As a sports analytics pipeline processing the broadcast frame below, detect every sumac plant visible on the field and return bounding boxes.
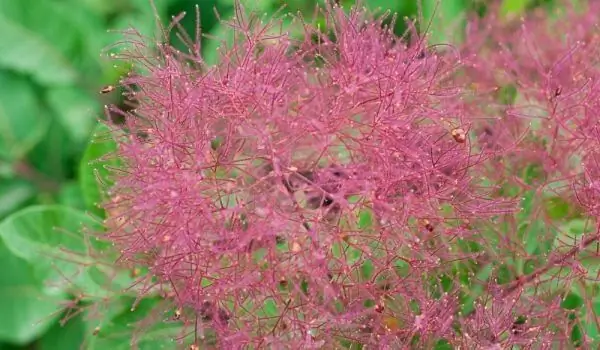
[80,1,600,348]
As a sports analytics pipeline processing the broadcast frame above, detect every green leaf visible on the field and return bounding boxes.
[364,0,400,11]
[86,297,190,350]
[79,123,120,217]
[421,0,466,45]
[0,205,101,295]
[561,291,584,310]
[358,209,373,230]
[500,0,535,18]
[202,12,236,67]
[0,239,65,344]
[498,84,518,105]
[46,87,99,143]
[262,298,279,317]
[0,179,35,218]
[26,115,79,183]
[0,0,109,85]
[77,265,141,300]
[544,196,570,220]
[58,182,87,210]
[360,259,374,279]
[0,13,76,85]
[0,71,50,161]
[571,323,584,347]
[563,219,595,236]
[583,298,600,345]
[460,263,493,315]
[433,339,453,350]
[39,313,86,350]
[554,218,595,250]
[238,0,273,12]
[105,0,172,53]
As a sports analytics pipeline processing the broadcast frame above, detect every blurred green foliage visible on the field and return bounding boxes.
[0,0,574,349]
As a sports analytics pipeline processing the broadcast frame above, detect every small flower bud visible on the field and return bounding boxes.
[451,128,467,143]
[99,85,115,94]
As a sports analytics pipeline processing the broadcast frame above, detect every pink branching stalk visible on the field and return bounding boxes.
[455,1,600,349]
[89,0,600,348]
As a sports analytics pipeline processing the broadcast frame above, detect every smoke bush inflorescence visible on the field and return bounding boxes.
[93,1,600,348]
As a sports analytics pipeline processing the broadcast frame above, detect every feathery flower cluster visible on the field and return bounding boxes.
[92,1,600,348]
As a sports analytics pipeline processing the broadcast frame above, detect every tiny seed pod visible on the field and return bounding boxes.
[291,241,302,252]
[463,219,472,229]
[511,316,527,335]
[162,290,176,299]
[279,277,288,288]
[173,308,182,320]
[377,281,392,291]
[100,85,115,94]
[554,86,562,97]
[422,219,434,232]
[451,128,467,143]
[198,301,230,324]
[189,345,199,350]
[130,267,141,278]
[374,304,384,313]
[382,316,400,331]
[306,192,334,209]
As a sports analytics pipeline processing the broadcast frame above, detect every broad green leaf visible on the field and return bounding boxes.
[0,205,101,294]
[77,0,139,16]
[26,116,76,182]
[360,259,374,279]
[364,0,400,11]
[498,84,518,105]
[105,0,172,52]
[0,239,65,344]
[0,179,35,218]
[39,313,86,350]
[554,218,595,250]
[86,297,190,350]
[79,123,120,217]
[358,209,373,230]
[544,196,570,220]
[46,87,99,143]
[563,218,595,236]
[500,0,535,18]
[58,182,87,210]
[0,71,50,161]
[571,323,584,347]
[520,220,546,255]
[433,339,453,350]
[238,0,273,12]
[203,15,236,67]
[561,291,584,310]
[0,0,108,84]
[421,0,466,45]
[76,265,142,300]
[262,298,279,317]
[0,13,76,85]
[583,298,600,345]
[460,263,493,315]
